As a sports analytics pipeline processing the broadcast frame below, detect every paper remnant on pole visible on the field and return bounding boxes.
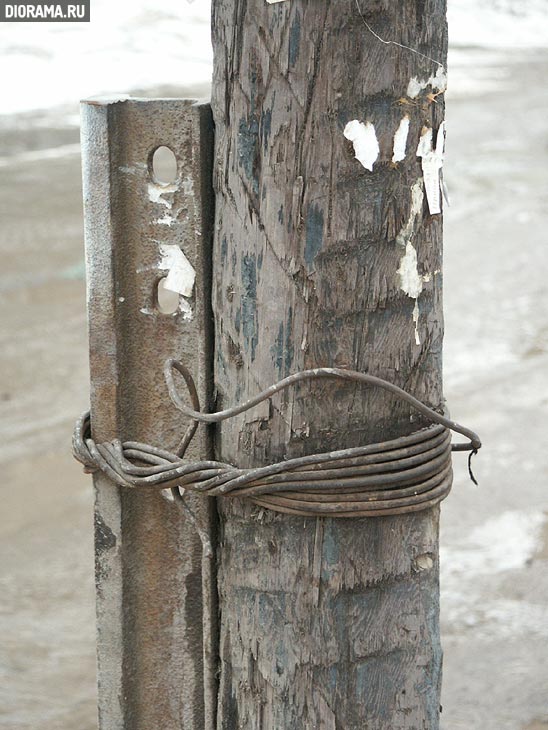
[416,122,446,215]
[344,120,379,172]
[159,243,196,297]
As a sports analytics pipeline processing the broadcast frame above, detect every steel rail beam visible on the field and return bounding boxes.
[80,97,216,730]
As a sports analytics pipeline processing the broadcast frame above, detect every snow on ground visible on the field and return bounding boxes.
[0,0,212,116]
[449,0,548,48]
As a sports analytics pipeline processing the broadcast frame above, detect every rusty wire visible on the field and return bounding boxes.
[73,359,481,521]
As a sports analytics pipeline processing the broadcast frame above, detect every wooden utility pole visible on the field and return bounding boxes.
[211,1,447,727]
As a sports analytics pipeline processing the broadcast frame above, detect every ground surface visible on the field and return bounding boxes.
[0,50,547,729]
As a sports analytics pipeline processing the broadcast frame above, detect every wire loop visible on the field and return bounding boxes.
[73,360,481,518]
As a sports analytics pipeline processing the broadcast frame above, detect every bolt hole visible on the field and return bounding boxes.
[151,145,178,185]
[157,277,179,314]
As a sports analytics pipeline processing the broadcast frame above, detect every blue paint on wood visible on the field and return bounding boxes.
[272,321,285,373]
[422,573,442,724]
[241,254,258,361]
[321,521,340,576]
[285,306,293,373]
[261,107,272,153]
[304,204,324,270]
[355,654,403,721]
[238,116,260,197]
[231,248,237,277]
[328,665,338,693]
[289,11,301,68]
[221,235,228,264]
[271,307,293,375]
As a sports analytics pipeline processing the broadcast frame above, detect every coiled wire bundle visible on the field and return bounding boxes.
[73,360,481,519]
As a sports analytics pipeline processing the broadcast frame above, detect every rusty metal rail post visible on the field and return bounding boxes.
[80,98,217,730]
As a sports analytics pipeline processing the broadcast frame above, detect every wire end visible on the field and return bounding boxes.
[468,448,479,486]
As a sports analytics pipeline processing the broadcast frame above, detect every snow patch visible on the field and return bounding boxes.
[449,0,548,49]
[0,0,213,116]
[442,511,545,580]
[0,143,80,169]
[441,511,548,639]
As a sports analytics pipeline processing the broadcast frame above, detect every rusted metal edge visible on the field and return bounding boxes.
[80,97,217,730]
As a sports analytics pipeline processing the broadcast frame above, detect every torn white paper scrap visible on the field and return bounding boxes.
[412,300,421,345]
[159,243,196,297]
[416,127,433,158]
[178,297,193,321]
[266,0,289,3]
[344,120,379,172]
[392,115,410,163]
[416,122,446,215]
[406,66,447,99]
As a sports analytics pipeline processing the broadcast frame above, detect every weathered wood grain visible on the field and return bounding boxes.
[211,1,447,727]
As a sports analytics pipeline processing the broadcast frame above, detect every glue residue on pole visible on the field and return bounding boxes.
[148,182,176,209]
[396,179,428,346]
[397,241,423,300]
[155,213,176,226]
[406,66,447,99]
[397,242,423,346]
[392,116,410,163]
[343,120,379,172]
[396,179,424,248]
